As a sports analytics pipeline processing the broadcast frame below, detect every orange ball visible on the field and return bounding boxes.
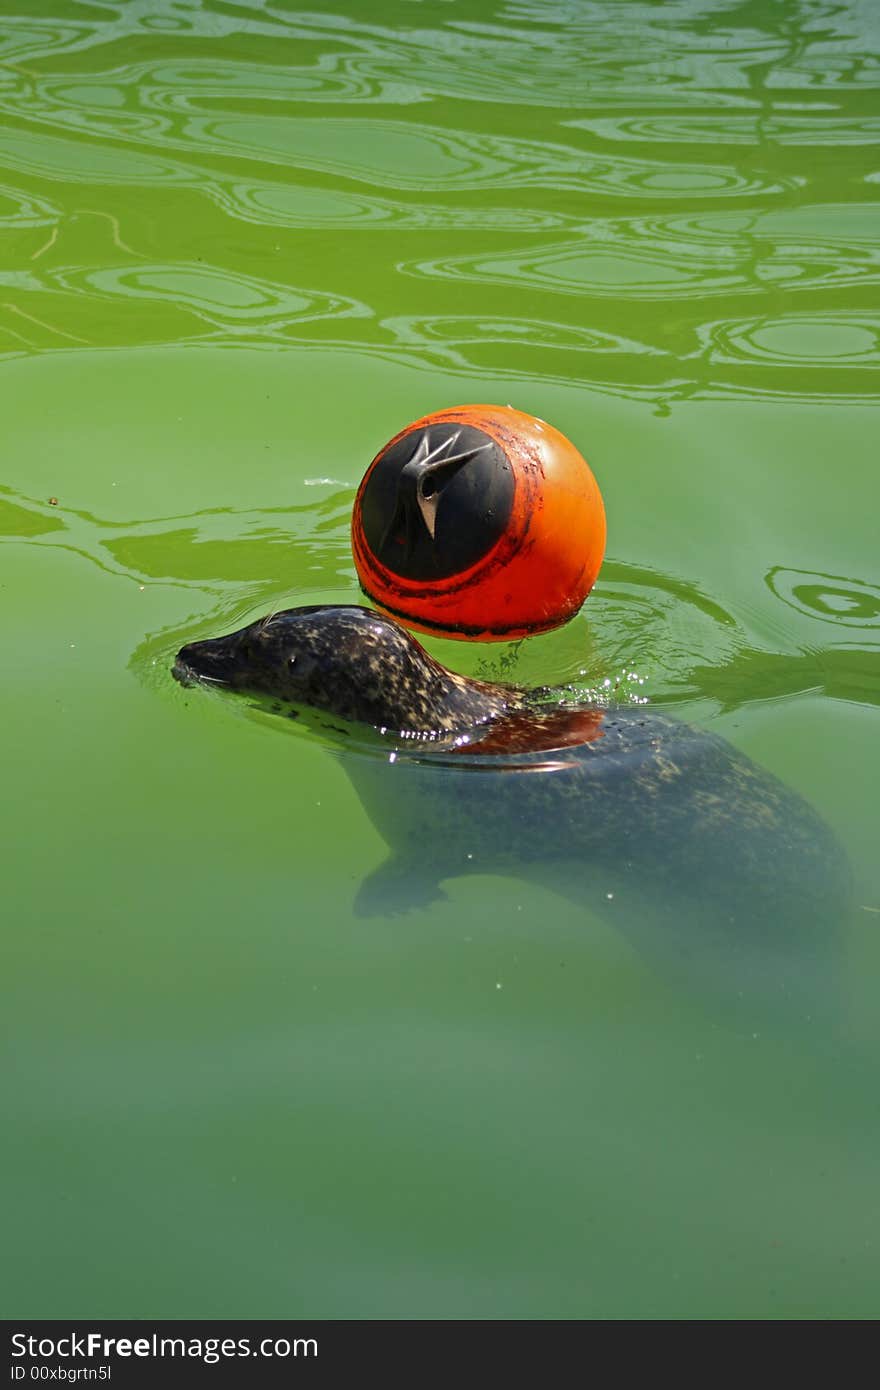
[351,404,606,640]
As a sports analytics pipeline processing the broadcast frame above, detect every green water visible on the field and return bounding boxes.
[3,0,879,1320]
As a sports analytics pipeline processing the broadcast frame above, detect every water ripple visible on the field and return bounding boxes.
[0,482,355,596]
[381,313,657,361]
[0,124,191,186]
[0,119,568,235]
[3,0,879,105]
[767,568,880,628]
[213,180,563,231]
[0,81,801,201]
[0,2,876,412]
[566,113,880,147]
[0,257,369,352]
[0,181,58,227]
[402,206,880,302]
[58,262,368,330]
[4,471,877,720]
[701,312,879,369]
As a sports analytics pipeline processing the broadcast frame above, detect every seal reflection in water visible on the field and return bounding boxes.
[174,606,849,1016]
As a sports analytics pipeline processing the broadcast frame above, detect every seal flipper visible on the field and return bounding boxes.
[354,853,449,919]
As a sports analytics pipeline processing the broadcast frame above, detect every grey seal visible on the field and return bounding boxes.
[174,604,849,1015]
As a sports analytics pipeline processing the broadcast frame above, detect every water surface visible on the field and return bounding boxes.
[2,0,879,1318]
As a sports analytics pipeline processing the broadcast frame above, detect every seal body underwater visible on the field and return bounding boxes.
[174,605,850,1014]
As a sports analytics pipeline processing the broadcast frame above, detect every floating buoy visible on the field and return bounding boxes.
[351,404,606,640]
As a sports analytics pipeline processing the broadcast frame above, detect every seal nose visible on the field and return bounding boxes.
[173,634,238,686]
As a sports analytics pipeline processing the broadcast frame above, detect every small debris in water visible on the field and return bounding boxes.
[48,497,58,505]
[495,982,503,990]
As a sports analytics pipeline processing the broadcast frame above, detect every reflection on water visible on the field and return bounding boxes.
[1,0,878,407]
[404,208,880,301]
[568,114,880,145]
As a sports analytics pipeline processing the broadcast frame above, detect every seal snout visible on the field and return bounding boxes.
[173,634,241,687]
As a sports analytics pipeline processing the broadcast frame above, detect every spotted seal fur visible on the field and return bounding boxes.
[175,604,521,736]
[174,604,849,1015]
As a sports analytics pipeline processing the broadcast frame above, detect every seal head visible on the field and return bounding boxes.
[174,604,520,736]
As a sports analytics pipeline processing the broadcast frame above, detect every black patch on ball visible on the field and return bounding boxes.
[359,422,514,580]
